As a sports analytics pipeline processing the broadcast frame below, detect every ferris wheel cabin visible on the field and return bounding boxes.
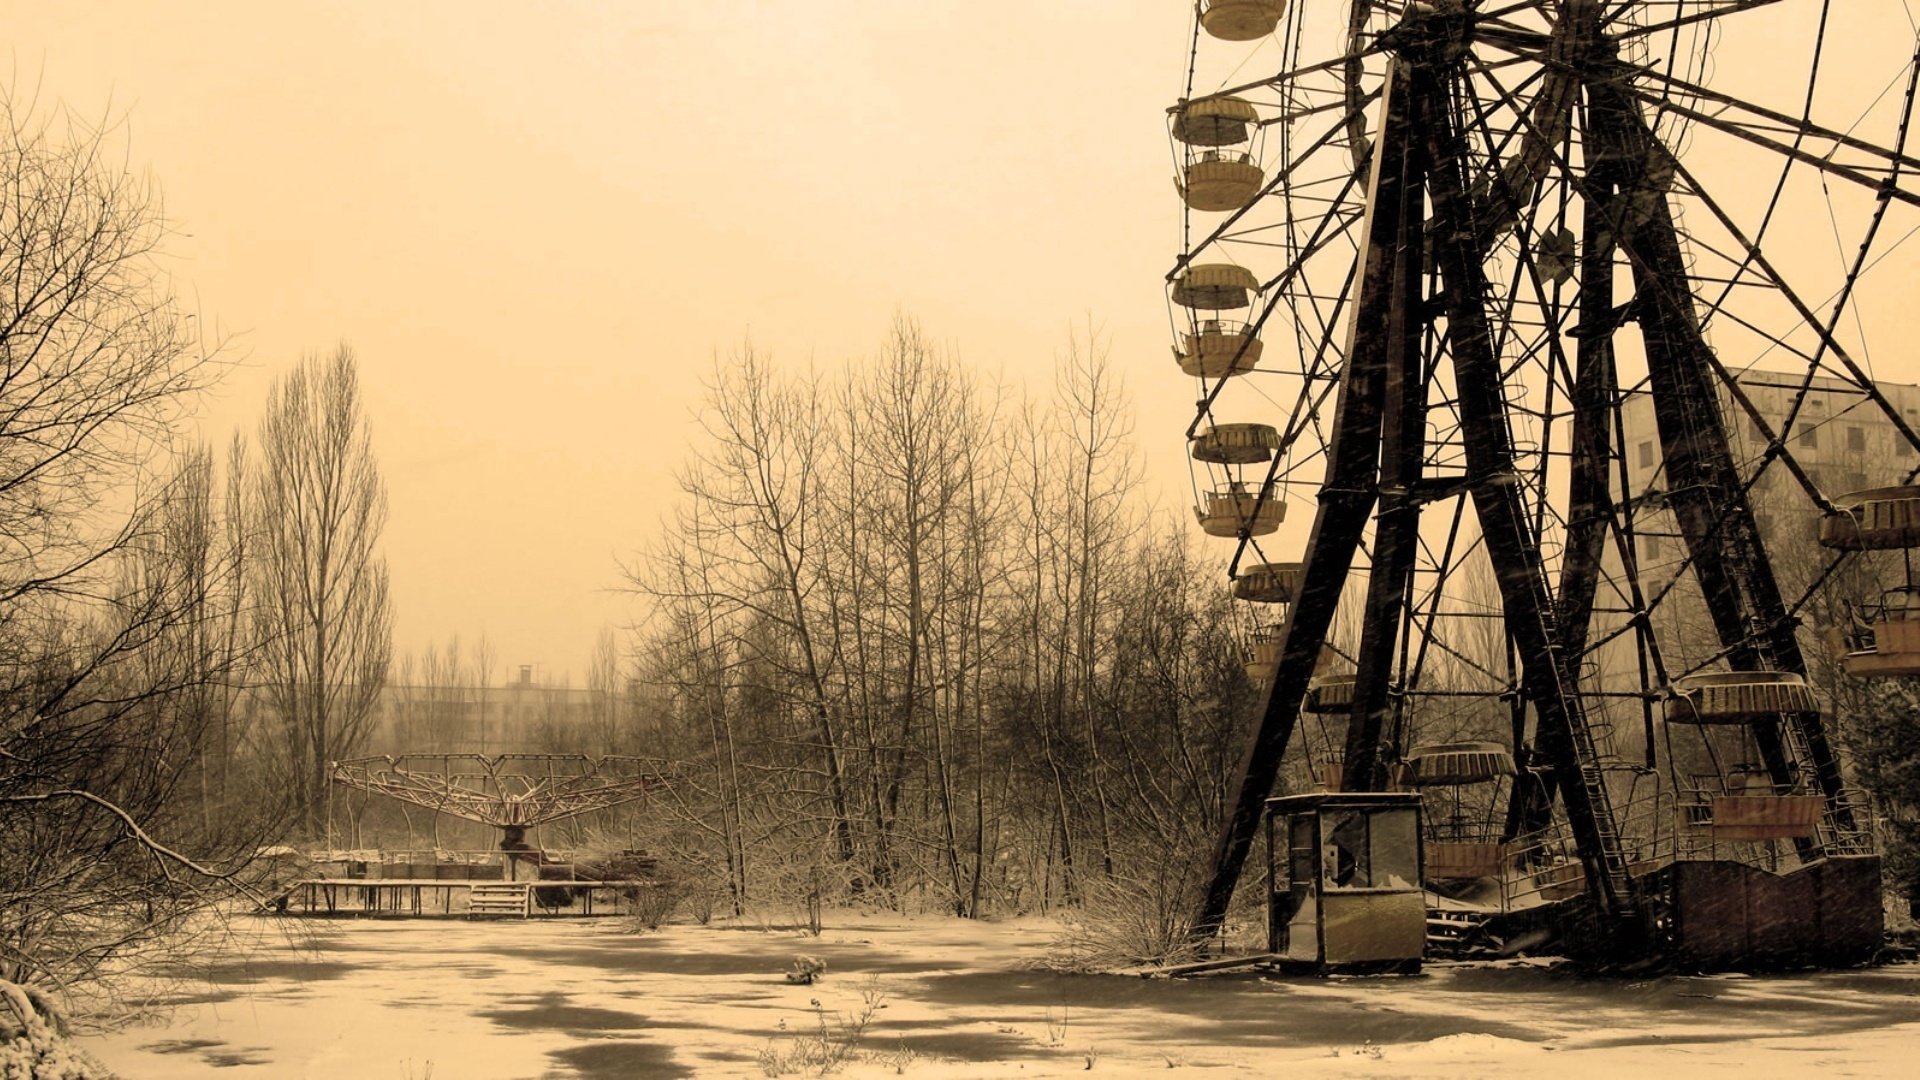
[1821,486,1920,676]
[1198,1,1288,43]
[1171,264,1264,378]
[1174,96,1266,212]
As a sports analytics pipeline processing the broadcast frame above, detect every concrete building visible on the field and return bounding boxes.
[1622,370,1920,570]
[367,664,626,756]
[1616,369,1920,667]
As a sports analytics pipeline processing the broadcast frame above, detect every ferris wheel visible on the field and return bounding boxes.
[1169,1,1920,956]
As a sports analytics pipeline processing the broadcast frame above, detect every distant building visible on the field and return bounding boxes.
[1622,370,1920,567]
[1618,369,1920,655]
[367,664,627,755]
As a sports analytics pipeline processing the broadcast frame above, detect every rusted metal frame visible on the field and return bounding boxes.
[1224,378,1350,582]
[1720,34,1920,481]
[1260,93,1392,128]
[1637,108,1913,838]
[1599,322,1675,776]
[1343,106,1433,792]
[1452,35,1597,841]
[356,775,648,826]
[1696,303,1832,374]
[1463,1,1600,251]
[1482,3,1875,397]
[339,776,509,823]
[1658,163,1920,491]
[332,760,660,828]
[1622,90,1920,210]
[1345,0,1376,183]
[1396,494,1477,751]
[1584,79,1813,820]
[1464,45,1841,571]
[1589,531,1664,691]
[1269,220,1365,331]
[1409,517,1525,693]
[1224,260,1360,570]
[1686,0,1836,328]
[1182,41,1395,110]
[1191,60,1414,940]
[1558,87,1628,667]
[1239,169,1366,195]
[1506,100,1628,841]
[1469,121,1579,557]
[1224,231,1358,249]
[1612,35,1914,175]
[1661,227,1796,311]
[1423,622,1526,685]
[1227,244,1370,558]
[1479,16,1916,370]
[1605,0,1787,39]
[1422,67,1636,921]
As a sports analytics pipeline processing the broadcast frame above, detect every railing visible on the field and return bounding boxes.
[299,847,651,882]
[1189,148,1256,166]
[1486,783,1678,912]
[1820,789,1879,856]
[1467,778,1877,913]
[1188,317,1254,338]
[1494,825,1589,912]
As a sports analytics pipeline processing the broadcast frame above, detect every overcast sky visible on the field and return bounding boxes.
[9,1,1204,680]
[10,1,1917,682]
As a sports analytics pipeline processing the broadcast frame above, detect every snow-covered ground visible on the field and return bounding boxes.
[77,913,1920,1078]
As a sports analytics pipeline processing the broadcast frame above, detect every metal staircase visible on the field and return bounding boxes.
[1549,638,1637,913]
[1781,717,1873,857]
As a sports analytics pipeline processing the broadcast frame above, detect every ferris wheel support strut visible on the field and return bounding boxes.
[1340,60,1434,796]
[1419,68,1639,928]
[1189,60,1419,942]
[1586,71,1857,848]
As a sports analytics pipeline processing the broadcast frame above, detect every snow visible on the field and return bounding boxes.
[75,913,1920,1078]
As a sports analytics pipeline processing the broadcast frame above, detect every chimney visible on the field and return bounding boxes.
[518,664,533,687]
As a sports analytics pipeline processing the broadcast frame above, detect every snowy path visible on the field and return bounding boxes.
[78,914,1920,1078]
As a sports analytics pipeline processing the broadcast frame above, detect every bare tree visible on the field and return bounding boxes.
[0,92,267,1005]
[250,345,392,837]
[653,344,858,869]
[474,632,495,754]
[585,624,623,754]
[151,440,254,833]
[1055,322,1137,879]
[618,314,1253,927]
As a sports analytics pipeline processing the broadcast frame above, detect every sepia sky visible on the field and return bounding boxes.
[8,0,1201,680]
[9,1,1918,681]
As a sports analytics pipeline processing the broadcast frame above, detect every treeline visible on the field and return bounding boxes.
[1,97,390,990]
[624,319,1255,918]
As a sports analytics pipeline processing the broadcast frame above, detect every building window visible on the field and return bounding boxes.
[1798,427,1818,450]
[1637,441,1655,469]
[1847,426,1867,452]
[1640,535,1662,562]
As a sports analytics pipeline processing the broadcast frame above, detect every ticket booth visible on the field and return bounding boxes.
[1265,792,1426,974]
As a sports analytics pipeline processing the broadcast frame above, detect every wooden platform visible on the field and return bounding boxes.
[267,878,656,918]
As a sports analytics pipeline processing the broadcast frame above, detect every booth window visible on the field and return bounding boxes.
[1323,810,1372,888]
[1369,809,1419,888]
[1322,807,1418,890]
